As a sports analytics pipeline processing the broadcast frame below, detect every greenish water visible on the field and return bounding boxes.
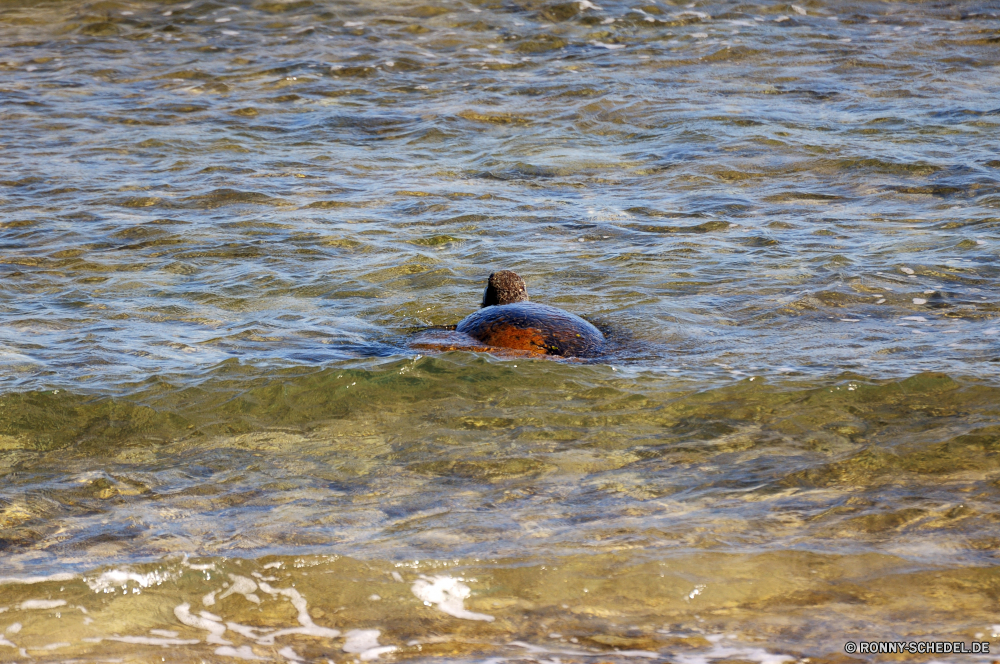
[3,363,1000,661]
[1,0,999,661]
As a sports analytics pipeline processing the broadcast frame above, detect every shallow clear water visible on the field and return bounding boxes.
[1,0,999,661]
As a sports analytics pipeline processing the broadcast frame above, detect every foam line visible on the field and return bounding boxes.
[279,645,303,661]
[86,569,170,592]
[344,629,398,660]
[17,600,67,610]
[218,575,261,604]
[174,603,230,645]
[103,635,200,646]
[215,645,265,660]
[254,583,340,645]
[226,623,266,639]
[510,641,593,656]
[0,573,76,585]
[411,575,495,622]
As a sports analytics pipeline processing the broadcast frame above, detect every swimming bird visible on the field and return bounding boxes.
[413,271,604,358]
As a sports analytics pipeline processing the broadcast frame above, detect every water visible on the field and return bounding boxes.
[1,0,999,661]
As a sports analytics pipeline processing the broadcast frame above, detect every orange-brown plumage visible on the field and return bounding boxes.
[412,271,605,358]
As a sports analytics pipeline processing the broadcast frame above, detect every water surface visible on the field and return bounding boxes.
[1,0,999,661]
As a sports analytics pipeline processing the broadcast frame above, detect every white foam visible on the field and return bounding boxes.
[226,622,268,639]
[913,298,927,305]
[411,575,495,622]
[174,603,230,645]
[344,21,364,27]
[218,575,261,604]
[578,0,601,10]
[344,629,398,660]
[673,638,794,664]
[592,41,626,49]
[902,316,928,322]
[900,267,915,274]
[279,645,303,661]
[32,642,71,650]
[0,624,18,649]
[86,569,170,592]
[103,635,200,646]
[215,645,265,659]
[17,600,66,610]
[254,582,340,645]
[178,581,340,649]
[511,640,592,656]
[149,629,179,638]
[791,4,807,14]
[0,573,76,585]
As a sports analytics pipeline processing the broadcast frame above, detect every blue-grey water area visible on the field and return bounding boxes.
[1,0,999,661]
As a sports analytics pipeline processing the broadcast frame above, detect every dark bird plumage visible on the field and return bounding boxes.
[456,271,604,357]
